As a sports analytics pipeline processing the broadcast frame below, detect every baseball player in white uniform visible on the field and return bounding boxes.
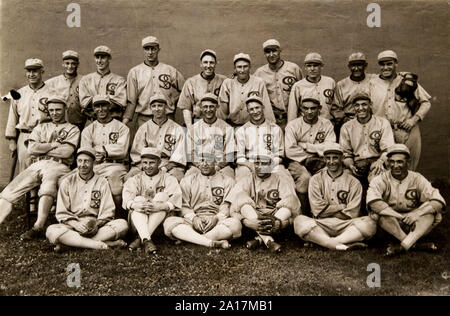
[79,46,127,120]
[228,152,300,253]
[5,58,53,174]
[333,52,376,139]
[179,49,227,129]
[45,50,86,131]
[339,92,395,188]
[254,39,303,129]
[122,147,182,254]
[367,144,446,256]
[186,93,235,179]
[127,94,186,182]
[294,143,376,250]
[163,152,241,249]
[369,50,432,170]
[124,36,185,131]
[218,53,275,127]
[285,97,336,215]
[287,53,336,122]
[46,147,129,251]
[80,95,130,215]
[0,97,79,239]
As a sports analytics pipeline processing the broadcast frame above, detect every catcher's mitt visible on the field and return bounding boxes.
[395,73,420,115]
[257,214,282,235]
[393,127,410,144]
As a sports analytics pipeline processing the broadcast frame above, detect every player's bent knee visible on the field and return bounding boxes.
[353,216,377,239]
[46,224,71,244]
[163,216,185,239]
[293,215,317,238]
[105,219,129,239]
[221,217,242,239]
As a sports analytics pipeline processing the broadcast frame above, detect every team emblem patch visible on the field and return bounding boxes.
[106,83,117,95]
[212,187,224,205]
[164,134,176,151]
[247,91,260,97]
[214,87,221,96]
[39,97,49,114]
[405,189,419,208]
[56,129,69,143]
[159,74,172,90]
[370,130,382,152]
[323,89,334,105]
[337,190,349,204]
[282,76,296,92]
[213,134,224,150]
[90,190,101,209]
[109,132,119,144]
[315,131,325,143]
[263,134,273,150]
[266,189,280,207]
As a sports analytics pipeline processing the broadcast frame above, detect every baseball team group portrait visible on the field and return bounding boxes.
[0,0,448,297]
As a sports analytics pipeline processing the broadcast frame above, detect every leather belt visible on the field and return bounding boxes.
[33,156,66,165]
[19,129,31,133]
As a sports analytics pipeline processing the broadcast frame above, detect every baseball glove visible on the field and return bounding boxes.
[393,127,410,144]
[257,214,282,235]
[395,72,420,115]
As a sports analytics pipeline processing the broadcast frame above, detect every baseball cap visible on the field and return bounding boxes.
[387,144,410,158]
[149,94,168,105]
[94,45,111,56]
[263,39,281,50]
[233,53,251,64]
[323,143,344,156]
[378,50,398,62]
[304,52,323,65]
[200,93,218,104]
[24,58,44,69]
[142,36,160,48]
[77,146,96,160]
[245,95,263,106]
[62,50,79,60]
[348,52,366,64]
[92,95,110,106]
[200,49,217,61]
[351,91,371,104]
[141,147,161,159]
[46,96,67,106]
[301,97,320,105]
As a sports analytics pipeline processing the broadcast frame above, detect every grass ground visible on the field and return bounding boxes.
[0,180,449,296]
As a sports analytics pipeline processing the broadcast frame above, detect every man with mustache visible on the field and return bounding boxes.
[333,52,375,139]
[179,49,227,130]
[367,144,445,256]
[0,97,79,240]
[369,50,432,170]
[127,94,186,182]
[124,36,185,132]
[46,147,128,251]
[186,93,235,179]
[218,53,275,127]
[285,96,336,215]
[46,50,87,131]
[294,143,376,250]
[287,53,336,123]
[5,58,53,174]
[123,147,182,254]
[80,95,130,216]
[79,46,127,120]
[339,92,395,190]
[163,152,241,249]
[254,39,303,130]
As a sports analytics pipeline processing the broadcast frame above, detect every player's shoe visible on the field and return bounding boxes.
[245,238,262,250]
[20,227,44,241]
[267,240,282,253]
[128,237,142,251]
[344,242,368,251]
[385,244,405,257]
[143,239,157,254]
[412,242,438,252]
[105,239,127,249]
[211,240,231,249]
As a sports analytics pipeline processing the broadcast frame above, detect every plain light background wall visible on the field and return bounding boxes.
[0,0,448,185]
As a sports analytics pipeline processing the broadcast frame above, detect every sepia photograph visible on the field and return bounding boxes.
[0,0,448,299]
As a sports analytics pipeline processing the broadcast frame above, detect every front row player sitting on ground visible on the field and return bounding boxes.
[0,97,80,240]
[164,152,241,249]
[46,147,129,251]
[122,148,182,254]
[367,144,446,256]
[293,143,376,250]
[230,152,300,253]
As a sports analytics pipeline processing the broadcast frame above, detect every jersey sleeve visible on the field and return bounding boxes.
[5,99,19,139]
[287,84,300,122]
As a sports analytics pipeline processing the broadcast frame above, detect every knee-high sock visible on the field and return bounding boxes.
[205,224,233,241]
[172,224,213,247]
[0,199,13,225]
[333,225,365,244]
[401,214,435,250]
[378,216,407,242]
[58,230,107,249]
[146,211,166,239]
[34,195,53,229]
[304,226,340,249]
[92,225,117,242]
[131,212,151,241]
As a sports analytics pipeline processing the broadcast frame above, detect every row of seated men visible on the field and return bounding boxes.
[0,90,445,256]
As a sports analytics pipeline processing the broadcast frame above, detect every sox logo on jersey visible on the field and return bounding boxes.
[90,190,101,209]
[405,189,419,208]
[212,187,224,205]
[282,76,297,92]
